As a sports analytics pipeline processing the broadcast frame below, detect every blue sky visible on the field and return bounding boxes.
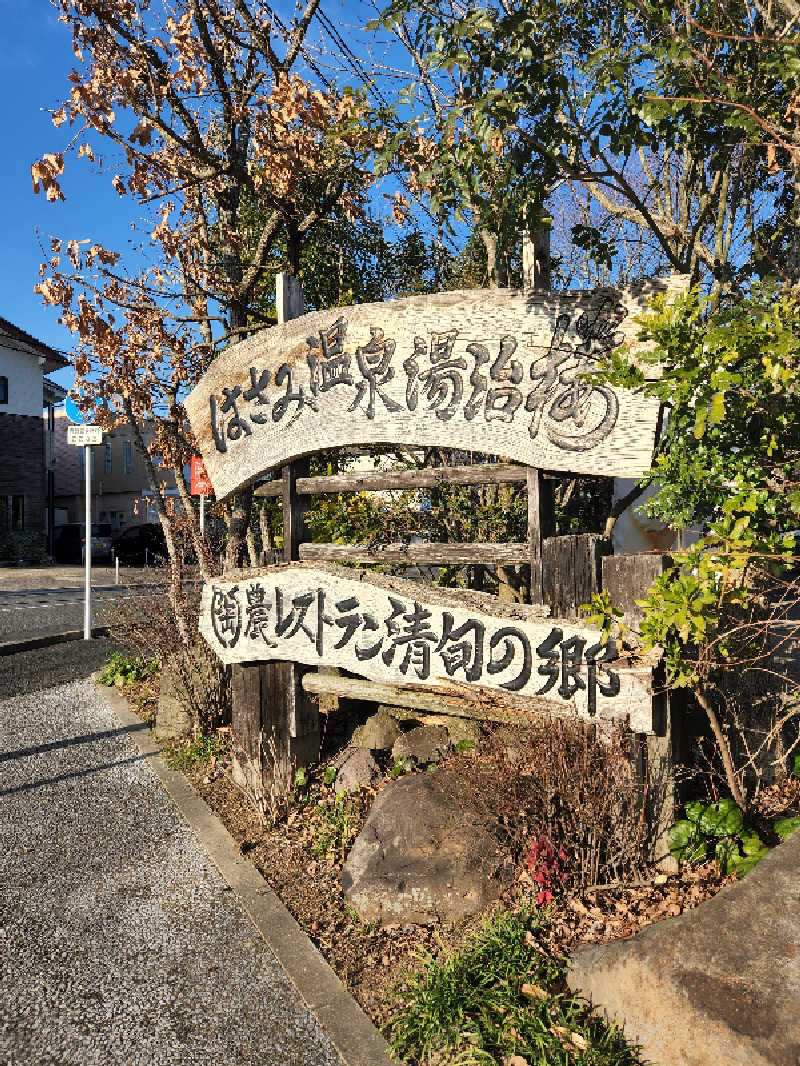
[1,0,388,394]
[0,0,132,389]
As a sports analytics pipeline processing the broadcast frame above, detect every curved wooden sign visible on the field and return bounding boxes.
[199,564,655,732]
[186,280,682,499]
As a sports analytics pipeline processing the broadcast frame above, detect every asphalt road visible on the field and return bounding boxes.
[0,587,139,643]
[0,638,122,701]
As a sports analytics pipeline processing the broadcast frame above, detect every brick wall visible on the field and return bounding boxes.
[0,413,45,533]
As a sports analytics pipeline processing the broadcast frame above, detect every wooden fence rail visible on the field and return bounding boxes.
[253,461,531,498]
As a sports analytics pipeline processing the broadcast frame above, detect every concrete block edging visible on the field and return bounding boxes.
[97,680,396,1066]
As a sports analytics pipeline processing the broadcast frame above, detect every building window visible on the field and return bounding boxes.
[11,496,24,531]
[123,440,132,474]
[104,442,112,475]
[0,376,7,404]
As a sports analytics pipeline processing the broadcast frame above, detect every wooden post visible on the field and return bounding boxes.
[522,226,551,291]
[602,552,680,869]
[279,455,321,764]
[231,273,319,796]
[527,468,555,605]
[276,271,304,324]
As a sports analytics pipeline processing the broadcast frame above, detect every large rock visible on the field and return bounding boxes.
[153,659,193,741]
[567,826,800,1066]
[350,711,400,752]
[391,724,451,767]
[342,769,509,925]
[334,748,379,794]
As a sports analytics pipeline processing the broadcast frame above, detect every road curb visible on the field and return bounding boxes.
[0,583,163,596]
[97,681,397,1066]
[0,627,110,656]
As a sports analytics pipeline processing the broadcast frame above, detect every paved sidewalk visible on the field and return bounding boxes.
[0,679,342,1066]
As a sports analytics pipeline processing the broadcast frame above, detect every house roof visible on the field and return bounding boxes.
[0,316,69,375]
[44,379,68,405]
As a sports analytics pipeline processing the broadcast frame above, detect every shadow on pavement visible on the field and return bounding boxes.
[0,721,149,765]
[0,751,151,798]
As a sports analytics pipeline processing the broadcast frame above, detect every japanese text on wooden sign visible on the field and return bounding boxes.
[199,566,653,731]
[186,280,684,499]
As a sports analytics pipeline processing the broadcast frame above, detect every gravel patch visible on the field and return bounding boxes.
[0,678,342,1066]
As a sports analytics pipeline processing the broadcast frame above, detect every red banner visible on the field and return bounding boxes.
[190,455,213,496]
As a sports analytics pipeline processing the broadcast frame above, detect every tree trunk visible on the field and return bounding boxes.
[122,398,188,644]
[225,485,254,571]
[696,686,747,811]
[480,228,500,288]
[286,218,301,276]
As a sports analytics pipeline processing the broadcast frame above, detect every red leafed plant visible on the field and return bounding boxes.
[524,835,569,904]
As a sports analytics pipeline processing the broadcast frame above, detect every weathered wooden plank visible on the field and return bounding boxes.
[298,541,528,565]
[542,534,610,618]
[254,480,283,498]
[186,279,688,499]
[199,562,656,731]
[302,671,552,725]
[254,463,529,497]
[575,535,613,610]
[304,462,529,494]
[602,552,672,627]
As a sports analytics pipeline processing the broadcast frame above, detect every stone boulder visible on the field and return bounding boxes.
[333,748,379,794]
[342,769,509,925]
[391,724,451,767]
[350,711,400,752]
[428,715,482,746]
[567,825,800,1066]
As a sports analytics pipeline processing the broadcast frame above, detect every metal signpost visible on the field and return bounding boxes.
[67,424,103,639]
[190,455,213,535]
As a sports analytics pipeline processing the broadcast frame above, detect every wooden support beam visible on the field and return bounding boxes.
[282,459,310,563]
[301,672,577,726]
[299,541,528,565]
[253,480,283,498]
[527,468,555,605]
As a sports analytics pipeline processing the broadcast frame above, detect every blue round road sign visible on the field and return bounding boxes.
[65,395,84,424]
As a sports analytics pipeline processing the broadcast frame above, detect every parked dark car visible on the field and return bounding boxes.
[53,523,113,564]
[111,523,167,566]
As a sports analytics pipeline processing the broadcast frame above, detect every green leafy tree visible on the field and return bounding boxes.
[595,284,800,808]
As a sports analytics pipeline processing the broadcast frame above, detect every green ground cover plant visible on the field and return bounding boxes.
[668,796,800,877]
[387,905,640,1065]
[164,731,229,773]
[98,651,160,688]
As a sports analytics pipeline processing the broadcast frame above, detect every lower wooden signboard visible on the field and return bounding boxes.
[199,563,657,733]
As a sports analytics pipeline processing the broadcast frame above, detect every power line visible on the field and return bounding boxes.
[262,2,333,89]
[315,6,389,107]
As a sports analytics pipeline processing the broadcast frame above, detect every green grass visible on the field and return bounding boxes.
[387,906,641,1065]
[164,731,228,772]
[308,792,360,861]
